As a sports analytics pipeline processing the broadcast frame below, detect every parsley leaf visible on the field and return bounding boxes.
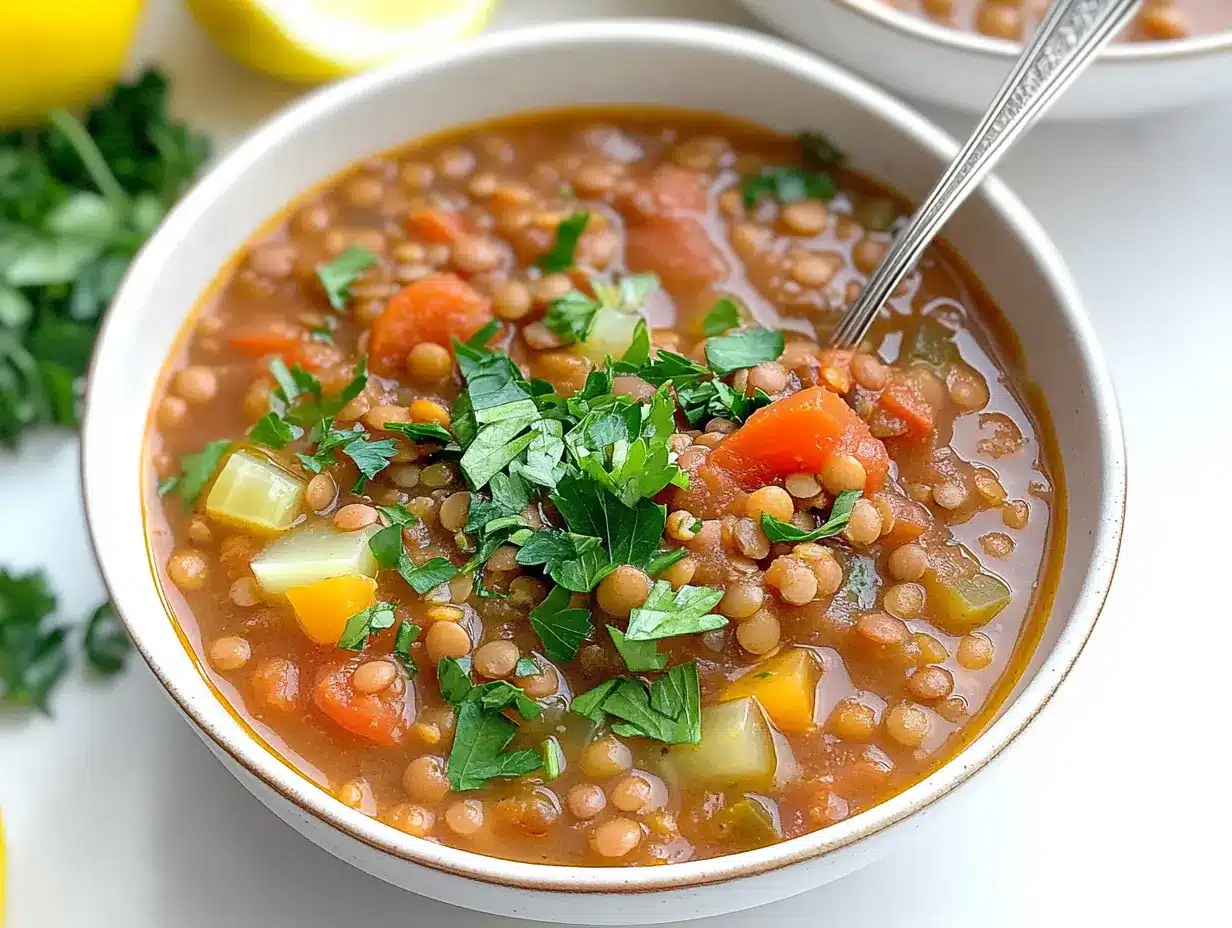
[337,602,396,651]
[542,736,566,780]
[465,319,502,351]
[535,211,589,272]
[702,297,742,337]
[761,489,861,542]
[316,244,377,310]
[624,582,726,641]
[798,129,846,170]
[515,530,606,593]
[391,619,420,675]
[247,411,302,449]
[608,625,667,673]
[741,166,837,209]
[621,318,651,367]
[447,700,543,790]
[0,568,68,710]
[704,329,785,375]
[383,421,454,444]
[550,473,665,572]
[160,439,231,505]
[283,358,368,428]
[340,433,397,479]
[543,290,601,344]
[437,657,474,706]
[571,679,621,723]
[402,557,459,595]
[83,602,129,675]
[376,503,418,527]
[575,663,702,745]
[645,548,688,575]
[460,410,540,489]
[528,584,592,664]
[468,679,543,720]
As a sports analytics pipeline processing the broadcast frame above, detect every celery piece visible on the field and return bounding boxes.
[712,797,783,850]
[204,449,304,534]
[922,569,1011,634]
[251,523,380,596]
[573,306,641,363]
[904,318,959,373]
[664,697,777,791]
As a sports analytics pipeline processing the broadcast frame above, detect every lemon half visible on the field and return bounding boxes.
[187,0,497,83]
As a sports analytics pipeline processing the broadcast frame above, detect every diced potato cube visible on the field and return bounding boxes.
[205,449,304,535]
[720,648,821,733]
[664,697,777,791]
[251,524,380,596]
[285,575,379,645]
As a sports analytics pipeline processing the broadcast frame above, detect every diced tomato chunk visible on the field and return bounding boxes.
[369,273,493,374]
[878,375,935,442]
[625,216,729,296]
[706,386,889,493]
[645,164,709,212]
[404,207,465,244]
[312,660,413,746]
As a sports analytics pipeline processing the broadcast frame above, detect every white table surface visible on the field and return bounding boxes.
[3,1,1229,925]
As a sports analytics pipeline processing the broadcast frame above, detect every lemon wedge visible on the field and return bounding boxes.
[0,0,144,126]
[186,0,498,83]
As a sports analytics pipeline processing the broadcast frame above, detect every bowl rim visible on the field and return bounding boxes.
[82,18,1126,895]
[819,0,1232,62]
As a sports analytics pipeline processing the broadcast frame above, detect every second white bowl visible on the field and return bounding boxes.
[740,0,1232,119]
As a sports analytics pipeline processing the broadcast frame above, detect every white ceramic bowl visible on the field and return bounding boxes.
[739,0,1232,119]
[82,20,1125,925]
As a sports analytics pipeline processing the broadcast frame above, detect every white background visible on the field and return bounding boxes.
[2,1,1229,925]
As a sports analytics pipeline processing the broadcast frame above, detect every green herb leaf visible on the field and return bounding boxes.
[0,569,69,710]
[543,290,601,344]
[163,439,231,505]
[376,503,418,527]
[702,297,742,337]
[337,602,396,651]
[515,530,606,593]
[383,421,454,444]
[624,582,726,641]
[621,318,651,367]
[761,489,861,542]
[608,625,667,673]
[602,663,701,744]
[469,679,543,720]
[542,736,566,780]
[392,620,421,675]
[741,166,837,209]
[528,584,592,664]
[268,357,320,407]
[340,433,398,479]
[704,329,785,375]
[316,244,377,311]
[447,700,542,790]
[284,358,368,428]
[403,557,459,595]
[82,602,129,675]
[550,474,665,572]
[465,319,502,351]
[798,130,846,170]
[437,656,474,706]
[570,679,621,723]
[645,548,688,575]
[535,211,589,272]
[460,412,540,490]
[247,411,302,449]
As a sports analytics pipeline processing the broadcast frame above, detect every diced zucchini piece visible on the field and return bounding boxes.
[251,523,380,596]
[573,306,640,363]
[711,796,783,850]
[922,568,1011,634]
[720,648,821,733]
[664,697,778,791]
[205,449,304,534]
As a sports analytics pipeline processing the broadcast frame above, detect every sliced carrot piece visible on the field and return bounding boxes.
[227,319,337,370]
[878,375,935,442]
[313,660,412,746]
[706,386,889,492]
[625,216,729,296]
[404,207,465,245]
[369,273,493,374]
[285,575,378,646]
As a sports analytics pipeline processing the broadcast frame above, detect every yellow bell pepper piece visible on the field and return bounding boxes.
[721,648,821,733]
[285,575,378,646]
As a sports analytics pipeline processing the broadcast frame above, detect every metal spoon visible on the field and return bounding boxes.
[829,0,1141,349]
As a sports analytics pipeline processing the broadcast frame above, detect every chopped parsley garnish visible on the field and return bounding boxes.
[528,584,592,664]
[624,582,726,641]
[339,433,397,481]
[542,736,566,780]
[465,319,502,351]
[543,290,602,344]
[535,210,589,272]
[515,530,605,593]
[741,166,837,209]
[798,129,845,170]
[402,557,459,595]
[761,489,861,542]
[543,272,659,346]
[158,438,231,504]
[702,297,742,337]
[247,411,302,449]
[704,328,785,376]
[608,625,667,673]
[440,659,545,790]
[368,525,458,595]
[571,662,702,745]
[316,244,377,311]
[337,601,396,651]
[383,421,454,444]
[391,619,420,675]
[437,657,474,706]
[645,548,688,576]
[376,503,417,527]
[1,569,68,710]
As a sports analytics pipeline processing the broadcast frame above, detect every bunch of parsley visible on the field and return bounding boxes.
[0,70,209,709]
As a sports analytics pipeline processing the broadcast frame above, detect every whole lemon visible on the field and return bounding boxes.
[0,0,145,127]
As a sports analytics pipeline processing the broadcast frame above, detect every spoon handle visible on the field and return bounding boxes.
[830,0,1141,349]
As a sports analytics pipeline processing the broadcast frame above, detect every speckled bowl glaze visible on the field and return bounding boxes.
[739,0,1232,119]
[82,20,1125,924]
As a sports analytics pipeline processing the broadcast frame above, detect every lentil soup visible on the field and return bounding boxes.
[145,109,1063,867]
